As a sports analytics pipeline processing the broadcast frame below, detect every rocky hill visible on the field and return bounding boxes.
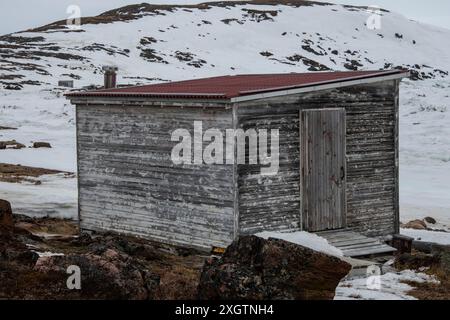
[0,0,449,229]
[1,0,450,91]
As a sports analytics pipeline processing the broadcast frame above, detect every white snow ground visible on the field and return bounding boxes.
[399,79,450,231]
[335,269,439,300]
[0,1,449,240]
[0,174,77,218]
[401,228,450,245]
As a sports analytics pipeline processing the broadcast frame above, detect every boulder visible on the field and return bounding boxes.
[402,219,428,230]
[0,208,39,267]
[0,199,14,227]
[0,140,25,149]
[33,142,52,148]
[34,248,151,299]
[424,217,437,224]
[0,222,204,299]
[198,236,351,300]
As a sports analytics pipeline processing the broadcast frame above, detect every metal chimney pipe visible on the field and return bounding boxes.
[102,66,118,89]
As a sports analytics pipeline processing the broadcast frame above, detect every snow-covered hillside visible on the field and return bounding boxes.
[0,1,449,229]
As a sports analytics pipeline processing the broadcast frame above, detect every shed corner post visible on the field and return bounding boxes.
[298,109,304,231]
[73,100,82,234]
[394,79,401,234]
[232,103,240,241]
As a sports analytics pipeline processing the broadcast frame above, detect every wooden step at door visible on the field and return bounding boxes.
[316,230,397,258]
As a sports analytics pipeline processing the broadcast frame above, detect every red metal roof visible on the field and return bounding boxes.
[66,70,407,100]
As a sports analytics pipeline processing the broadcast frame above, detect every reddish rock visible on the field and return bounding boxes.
[198,236,351,300]
[0,199,13,227]
[403,219,428,230]
[34,249,150,299]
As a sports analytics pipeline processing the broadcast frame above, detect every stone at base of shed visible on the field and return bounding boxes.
[388,234,414,254]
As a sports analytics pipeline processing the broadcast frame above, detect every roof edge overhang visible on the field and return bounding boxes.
[230,69,410,103]
[65,70,410,105]
[67,96,231,108]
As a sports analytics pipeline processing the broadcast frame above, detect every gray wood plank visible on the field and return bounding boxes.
[301,108,346,232]
[237,81,399,237]
[330,238,380,246]
[76,105,235,249]
[317,229,396,257]
[344,246,397,257]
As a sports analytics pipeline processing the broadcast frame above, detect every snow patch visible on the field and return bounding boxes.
[401,228,450,245]
[256,231,344,257]
[335,269,439,300]
[33,251,65,258]
[0,174,77,219]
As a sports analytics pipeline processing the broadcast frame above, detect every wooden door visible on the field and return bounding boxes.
[301,108,346,232]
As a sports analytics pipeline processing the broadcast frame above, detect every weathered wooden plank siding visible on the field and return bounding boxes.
[236,106,302,234]
[76,105,235,249]
[301,108,346,231]
[236,80,398,237]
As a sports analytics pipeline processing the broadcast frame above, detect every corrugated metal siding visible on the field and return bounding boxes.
[236,80,398,237]
[76,105,235,249]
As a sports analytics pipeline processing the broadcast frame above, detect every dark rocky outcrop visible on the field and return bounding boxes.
[0,202,40,272]
[395,251,440,270]
[424,217,436,224]
[32,142,52,148]
[0,140,26,149]
[3,204,352,300]
[0,206,204,299]
[395,245,450,300]
[0,199,13,227]
[198,236,351,300]
[0,163,67,183]
[33,249,150,299]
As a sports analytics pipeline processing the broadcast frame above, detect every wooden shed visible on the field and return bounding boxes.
[66,69,409,255]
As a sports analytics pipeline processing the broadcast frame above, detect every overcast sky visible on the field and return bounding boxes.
[0,0,449,35]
